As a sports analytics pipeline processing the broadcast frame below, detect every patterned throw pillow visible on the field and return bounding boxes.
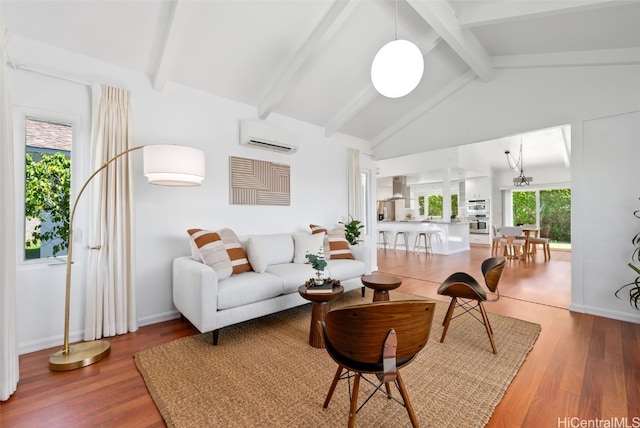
[187,229,233,280]
[309,224,354,260]
[217,227,253,274]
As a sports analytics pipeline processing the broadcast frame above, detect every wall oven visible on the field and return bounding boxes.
[467,199,489,217]
[469,218,489,234]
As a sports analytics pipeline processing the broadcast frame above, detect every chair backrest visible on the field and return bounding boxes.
[540,225,551,238]
[492,225,501,235]
[322,300,435,365]
[499,226,523,237]
[481,257,506,293]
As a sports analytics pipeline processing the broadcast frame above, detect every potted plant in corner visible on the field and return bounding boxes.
[615,200,640,309]
[306,247,327,285]
[339,215,364,245]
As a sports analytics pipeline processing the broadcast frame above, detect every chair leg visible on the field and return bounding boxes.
[478,302,497,354]
[347,373,361,428]
[440,298,457,342]
[395,371,419,428]
[323,365,344,408]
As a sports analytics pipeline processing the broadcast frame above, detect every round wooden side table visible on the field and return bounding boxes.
[361,273,402,302]
[298,284,344,348]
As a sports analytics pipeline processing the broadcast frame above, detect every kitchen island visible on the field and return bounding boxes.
[377,220,470,255]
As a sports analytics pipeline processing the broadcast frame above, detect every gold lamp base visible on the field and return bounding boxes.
[49,340,111,371]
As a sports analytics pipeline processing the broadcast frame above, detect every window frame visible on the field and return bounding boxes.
[14,106,82,265]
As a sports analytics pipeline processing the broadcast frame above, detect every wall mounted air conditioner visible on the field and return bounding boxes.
[239,120,299,154]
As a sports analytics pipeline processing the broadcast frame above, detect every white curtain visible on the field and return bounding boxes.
[0,23,19,401]
[347,148,363,222]
[85,84,137,340]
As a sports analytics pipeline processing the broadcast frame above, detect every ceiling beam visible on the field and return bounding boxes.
[150,0,190,91]
[458,0,638,28]
[323,32,441,137]
[372,70,477,148]
[257,0,357,120]
[407,0,494,82]
[492,48,640,69]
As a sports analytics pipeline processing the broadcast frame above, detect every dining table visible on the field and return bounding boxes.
[521,225,540,255]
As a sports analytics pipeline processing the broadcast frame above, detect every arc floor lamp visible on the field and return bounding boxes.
[48,144,205,371]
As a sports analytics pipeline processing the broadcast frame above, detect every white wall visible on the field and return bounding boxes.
[571,111,640,323]
[9,36,373,353]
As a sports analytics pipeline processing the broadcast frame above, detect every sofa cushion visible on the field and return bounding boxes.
[265,263,317,294]
[186,229,233,280]
[309,224,354,260]
[326,259,366,280]
[292,232,325,264]
[218,227,253,274]
[217,271,284,310]
[244,233,294,269]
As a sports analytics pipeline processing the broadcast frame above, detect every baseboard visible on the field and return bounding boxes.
[137,310,181,327]
[19,330,84,355]
[570,304,640,324]
[19,311,182,355]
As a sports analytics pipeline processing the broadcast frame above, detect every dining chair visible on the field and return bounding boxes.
[437,257,506,354]
[491,225,504,257]
[497,226,526,259]
[529,225,551,260]
[319,300,436,428]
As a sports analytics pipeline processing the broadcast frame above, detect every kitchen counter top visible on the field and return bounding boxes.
[377,221,470,255]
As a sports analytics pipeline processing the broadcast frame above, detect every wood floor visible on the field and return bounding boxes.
[2,245,639,427]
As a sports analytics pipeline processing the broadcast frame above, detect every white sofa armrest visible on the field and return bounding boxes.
[172,256,219,333]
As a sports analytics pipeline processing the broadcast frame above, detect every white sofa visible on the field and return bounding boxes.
[173,232,372,345]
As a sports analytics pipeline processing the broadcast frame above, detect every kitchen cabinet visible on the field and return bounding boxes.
[466,177,490,200]
[469,234,490,245]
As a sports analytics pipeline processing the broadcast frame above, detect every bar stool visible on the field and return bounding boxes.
[413,231,431,254]
[377,230,390,249]
[393,231,409,253]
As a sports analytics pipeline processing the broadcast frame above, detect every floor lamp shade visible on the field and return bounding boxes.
[143,145,205,186]
[371,39,424,98]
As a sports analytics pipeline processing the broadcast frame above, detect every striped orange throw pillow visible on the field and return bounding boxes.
[187,229,233,280]
[309,224,354,260]
[217,227,253,274]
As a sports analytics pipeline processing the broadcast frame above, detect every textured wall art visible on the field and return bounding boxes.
[230,156,290,205]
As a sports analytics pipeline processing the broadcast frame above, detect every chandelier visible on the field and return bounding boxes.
[505,143,533,186]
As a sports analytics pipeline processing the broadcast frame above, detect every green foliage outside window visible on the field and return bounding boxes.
[427,194,458,218]
[25,152,71,256]
[513,189,571,243]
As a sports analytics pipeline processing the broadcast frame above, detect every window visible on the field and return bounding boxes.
[426,194,459,218]
[511,188,571,245]
[24,118,72,260]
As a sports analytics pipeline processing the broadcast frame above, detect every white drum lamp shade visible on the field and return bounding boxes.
[143,145,205,186]
[371,39,424,98]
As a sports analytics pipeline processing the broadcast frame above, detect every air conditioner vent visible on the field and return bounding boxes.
[240,120,298,154]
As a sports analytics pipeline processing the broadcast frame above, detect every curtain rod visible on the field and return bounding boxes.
[7,59,92,87]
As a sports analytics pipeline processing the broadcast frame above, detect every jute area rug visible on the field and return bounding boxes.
[134,290,540,428]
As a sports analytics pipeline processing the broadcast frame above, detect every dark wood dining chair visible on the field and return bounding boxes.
[437,257,506,354]
[319,300,436,428]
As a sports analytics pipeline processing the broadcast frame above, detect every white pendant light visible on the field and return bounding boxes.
[371,0,424,98]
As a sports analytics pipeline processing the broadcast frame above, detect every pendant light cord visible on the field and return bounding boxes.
[395,0,398,40]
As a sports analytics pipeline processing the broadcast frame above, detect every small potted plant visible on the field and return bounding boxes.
[339,215,364,246]
[306,247,327,285]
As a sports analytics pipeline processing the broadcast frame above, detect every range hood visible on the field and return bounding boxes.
[388,176,411,208]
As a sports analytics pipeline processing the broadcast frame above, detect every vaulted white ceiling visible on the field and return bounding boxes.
[2,0,639,169]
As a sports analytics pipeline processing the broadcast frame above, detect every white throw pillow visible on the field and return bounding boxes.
[246,236,269,273]
[293,232,326,264]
